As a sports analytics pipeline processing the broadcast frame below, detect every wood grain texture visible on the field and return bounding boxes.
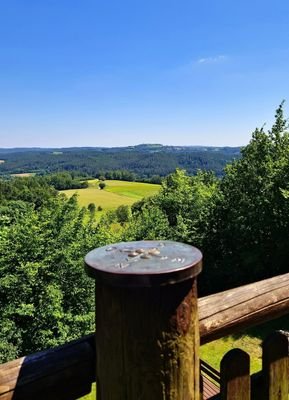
[220,349,250,400]
[262,331,289,400]
[0,335,95,400]
[199,272,289,344]
[95,278,200,400]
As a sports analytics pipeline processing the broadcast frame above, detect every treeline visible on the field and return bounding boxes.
[0,145,240,179]
[44,172,89,190]
[1,172,89,191]
[1,104,289,363]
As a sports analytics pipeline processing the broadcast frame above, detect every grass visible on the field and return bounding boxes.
[62,180,160,210]
[10,172,36,177]
[201,314,289,374]
[104,180,160,198]
[201,334,262,373]
[80,385,96,400]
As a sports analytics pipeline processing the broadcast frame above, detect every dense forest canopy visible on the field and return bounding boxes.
[1,104,289,363]
[0,145,240,180]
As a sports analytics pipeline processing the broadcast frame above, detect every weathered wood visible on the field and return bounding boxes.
[86,240,202,400]
[201,375,220,400]
[262,330,289,400]
[220,349,250,400]
[201,360,220,385]
[199,272,289,344]
[0,335,95,400]
[1,272,289,399]
[95,278,200,400]
[200,360,220,399]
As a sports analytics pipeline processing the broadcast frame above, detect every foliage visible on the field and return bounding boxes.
[45,172,88,190]
[203,102,289,293]
[121,169,217,246]
[98,182,106,190]
[87,203,96,215]
[0,179,102,362]
[115,205,132,225]
[0,146,239,180]
[0,176,57,208]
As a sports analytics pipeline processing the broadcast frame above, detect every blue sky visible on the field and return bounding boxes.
[1,0,289,147]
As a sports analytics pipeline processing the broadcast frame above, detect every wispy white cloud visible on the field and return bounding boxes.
[197,55,228,64]
[167,55,229,77]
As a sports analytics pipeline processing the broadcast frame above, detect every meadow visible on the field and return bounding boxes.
[62,179,160,210]
[10,172,35,177]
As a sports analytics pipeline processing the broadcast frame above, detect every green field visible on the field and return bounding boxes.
[11,172,36,177]
[62,180,160,210]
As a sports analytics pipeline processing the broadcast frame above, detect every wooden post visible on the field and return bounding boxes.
[220,349,250,400]
[262,330,289,400]
[85,240,202,400]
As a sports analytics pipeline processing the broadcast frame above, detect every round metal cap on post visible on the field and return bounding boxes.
[85,240,203,400]
[85,240,202,287]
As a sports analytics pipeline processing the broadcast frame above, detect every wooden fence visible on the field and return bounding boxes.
[218,330,289,400]
[1,271,289,399]
[1,240,289,399]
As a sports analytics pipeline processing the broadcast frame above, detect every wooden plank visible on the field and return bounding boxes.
[200,360,220,399]
[201,360,220,384]
[199,272,289,344]
[202,375,220,399]
[0,335,95,400]
[220,349,250,400]
[262,330,289,400]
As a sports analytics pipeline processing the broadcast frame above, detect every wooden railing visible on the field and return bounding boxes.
[1,271,289,400]
[0,335,95,400]
[219,330,289,399]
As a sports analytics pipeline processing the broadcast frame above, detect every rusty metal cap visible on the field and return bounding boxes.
[84,240,202,287]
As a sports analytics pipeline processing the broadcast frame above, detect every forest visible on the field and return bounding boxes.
[1,104,289,363]
[0,144,240,181]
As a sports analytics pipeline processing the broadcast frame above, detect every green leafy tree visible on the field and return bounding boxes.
[88,202,96,215]
[122,168,217,247]
[203,102,289,293]
[153,169,218,246]
[115,205,132,225]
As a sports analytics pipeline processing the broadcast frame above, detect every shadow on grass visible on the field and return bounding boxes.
[231,314,289,341]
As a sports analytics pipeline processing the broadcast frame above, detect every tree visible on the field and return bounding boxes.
[99,182,106,190]
[122,168,217,247]
[115,205,132,225]
[153,169,217,246]
[203,102,289,293]
[88,202,96,215]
